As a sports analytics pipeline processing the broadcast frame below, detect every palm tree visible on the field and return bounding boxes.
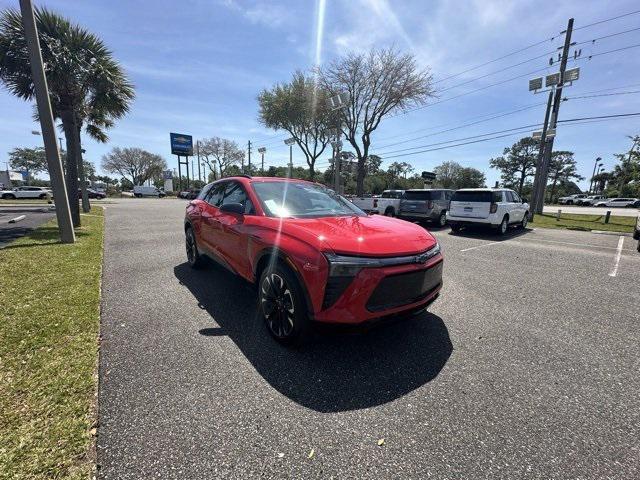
[0,7,134,225]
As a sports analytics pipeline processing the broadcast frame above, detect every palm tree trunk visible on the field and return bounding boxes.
[61,112,81,227]
[77,123,90,213]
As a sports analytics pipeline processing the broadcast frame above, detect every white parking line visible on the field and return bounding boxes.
[460,241,500,252]
[608,236,624,277]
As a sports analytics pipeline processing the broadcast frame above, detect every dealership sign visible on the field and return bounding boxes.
[170,133,193,156]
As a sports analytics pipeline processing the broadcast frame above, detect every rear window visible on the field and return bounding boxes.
[403,191,432,200]
[451,191,497,203]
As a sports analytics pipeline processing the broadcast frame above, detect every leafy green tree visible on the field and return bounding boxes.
[101,147,166,186]
[610,135,640,196]
[546,151,583,203]
[0,7,134,225]
[458,167,486,188]
[198,137,243,178]
[320,48,435,195]
[8,147,46,183]
[258,71,336,180]
[489,137,538,195]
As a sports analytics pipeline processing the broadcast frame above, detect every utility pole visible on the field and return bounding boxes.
[332,134,343,194]
[533,18,574,215]
[197,140,201,182]
[529,91,554,220]
[247,140,252,174]
[19,0,74,243]
[258,147,266,175]
[284,138,295,177]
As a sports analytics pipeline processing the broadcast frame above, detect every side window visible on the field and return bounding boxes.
[196,183,213,200]
[205,183,226,206]
[511,191,521,203]
[220,182,255,215]
[493,191,504,203]
[445,191,452,200]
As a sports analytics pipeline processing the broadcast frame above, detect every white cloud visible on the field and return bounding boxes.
[219,0,293,28]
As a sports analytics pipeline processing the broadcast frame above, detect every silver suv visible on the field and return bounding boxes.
[398,189,454,227]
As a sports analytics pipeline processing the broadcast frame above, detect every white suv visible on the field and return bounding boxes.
[447,188,529,235]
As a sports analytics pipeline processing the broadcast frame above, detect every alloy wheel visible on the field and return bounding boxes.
[261,273,295,338]
[439,212,446,227]
[186,230,196,264]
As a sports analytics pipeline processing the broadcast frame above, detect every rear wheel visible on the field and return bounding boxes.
[450,223,462,233]
[258,263,309,345]
[39,193,47,199]
[520,213,529,229]
[384,206,395,217]
[2,193,16,200]
[497,215,509,236]
[185,227,204,269]
[438,211,447,227]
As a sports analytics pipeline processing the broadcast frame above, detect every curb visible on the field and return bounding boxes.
[591,230,633,237]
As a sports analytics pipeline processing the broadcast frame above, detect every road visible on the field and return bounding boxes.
[97,198,639,479]
[0,206,55,248]
[543,205,639,217]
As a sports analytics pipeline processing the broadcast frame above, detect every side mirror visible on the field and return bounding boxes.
[521,198,528,203]
[220,202,244,215]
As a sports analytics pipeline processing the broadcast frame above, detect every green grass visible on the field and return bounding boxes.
[530,212,635,233]
[0,199,52,205]
[0,209,104,479]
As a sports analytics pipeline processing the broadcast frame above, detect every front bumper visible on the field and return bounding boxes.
[313,254,443,325]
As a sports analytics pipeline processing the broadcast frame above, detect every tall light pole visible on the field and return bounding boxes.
[258,147,266,174]
[20,0,74,243]
[327,92,349,194]
[589,157,602,194]
[284,138,295,177]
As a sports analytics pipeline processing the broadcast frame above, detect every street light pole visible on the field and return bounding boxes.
[19,0,74,243]
[284,138,295,177]
[258,147,266,175]
[589,157,602,194]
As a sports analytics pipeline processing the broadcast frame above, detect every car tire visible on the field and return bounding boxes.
[185,227,205,269]
[2,193,16,200]
[566,200,573,205]
[258,262,310,346]
[520,213,529,229]
[497,215,509,236]
[39,194,47,199]
[384,206,395,217]
[438,211,447,227]
[450,224,462,233]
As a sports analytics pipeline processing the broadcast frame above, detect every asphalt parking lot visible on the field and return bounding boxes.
[0,206,55,248]
[97,198,639,479]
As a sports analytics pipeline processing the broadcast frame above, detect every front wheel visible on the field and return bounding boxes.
[2,193,16,200]
[259,264,309,345]
[520,213,529,229]
[384,207,395,217]
[450,224,462,233]
[438,211,447,227]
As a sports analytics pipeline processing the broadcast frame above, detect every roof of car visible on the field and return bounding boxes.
[455,188,509,191]
[224,176,315,184]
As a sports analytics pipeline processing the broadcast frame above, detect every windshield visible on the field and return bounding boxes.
[252,181,365,218]
[403,191,432,201]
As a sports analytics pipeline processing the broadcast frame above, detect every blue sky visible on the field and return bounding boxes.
[1,0,640,188]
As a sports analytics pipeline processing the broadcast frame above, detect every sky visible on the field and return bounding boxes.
[1,0,640,189]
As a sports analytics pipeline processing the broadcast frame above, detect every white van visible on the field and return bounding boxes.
[133,185,165,198]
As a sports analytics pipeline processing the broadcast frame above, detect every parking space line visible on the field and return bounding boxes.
[524,237,632,252]
[460,241,500,252]
[608,236,624,277]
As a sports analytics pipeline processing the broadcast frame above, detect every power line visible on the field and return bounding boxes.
[573,9,640,31]
[558,111,640,123]
[583,42,640,60]
[574,26,640,46]
[564,90,640,100]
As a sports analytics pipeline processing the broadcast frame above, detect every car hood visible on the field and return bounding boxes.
[277,214,437,256]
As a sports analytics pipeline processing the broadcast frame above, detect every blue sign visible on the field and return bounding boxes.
[170,132,193,156]
[21,170,29,181]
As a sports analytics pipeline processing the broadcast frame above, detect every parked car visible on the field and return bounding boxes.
[0,186,52,200]
[634,214,640,252]
[398,189,453,226]
[78,188,106,199]
[558,194,588,205]
[179,188,201,199]
[577,195,606,206]
[350,189,404,216]
[184,176,443,344]
[447,188,529,235]
[594,198,638,208]
[133,185,165,197]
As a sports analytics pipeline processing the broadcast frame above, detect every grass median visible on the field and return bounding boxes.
[0,209,104,479]
[530,212,636,233]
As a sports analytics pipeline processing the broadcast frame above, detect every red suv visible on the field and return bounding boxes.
[184,176,443,344]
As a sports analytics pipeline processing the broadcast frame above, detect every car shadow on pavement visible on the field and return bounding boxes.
[449,226,531,241]
[174,262,452,413]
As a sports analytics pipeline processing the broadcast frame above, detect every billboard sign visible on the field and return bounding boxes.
[162,169,173,180]
[170,133,193,156]
[421,171,436,181]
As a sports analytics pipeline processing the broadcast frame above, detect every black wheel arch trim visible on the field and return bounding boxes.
[254,248,314,317]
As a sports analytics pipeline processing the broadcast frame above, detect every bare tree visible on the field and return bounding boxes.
[320,48,435,195]
[101,147,166,186]
[198,137,243,178]
[258,71,337,180]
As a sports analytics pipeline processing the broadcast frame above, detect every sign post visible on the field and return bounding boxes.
[170,133,193,192]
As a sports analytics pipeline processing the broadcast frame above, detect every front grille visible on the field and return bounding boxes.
[322,276,354,310]
[366,260,443,312]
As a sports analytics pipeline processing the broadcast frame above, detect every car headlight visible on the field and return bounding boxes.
[324,242,441,277]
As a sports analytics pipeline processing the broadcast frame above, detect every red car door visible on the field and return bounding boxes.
[216,181,255,278]
[199,182,227,255]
